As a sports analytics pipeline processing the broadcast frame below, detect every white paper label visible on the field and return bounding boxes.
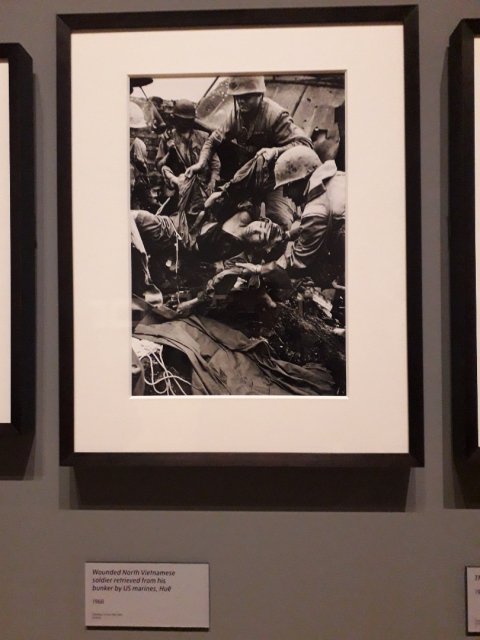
[85,562,209,629]
[466,567,480,633]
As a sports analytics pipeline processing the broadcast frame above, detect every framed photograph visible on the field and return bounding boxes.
[449,21,480,463]
[0,44,35,436]
[58,6,423,466]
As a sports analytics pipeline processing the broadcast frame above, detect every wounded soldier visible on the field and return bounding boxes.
[132,207,285,265]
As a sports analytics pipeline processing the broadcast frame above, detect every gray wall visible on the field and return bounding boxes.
[0,0,477,638]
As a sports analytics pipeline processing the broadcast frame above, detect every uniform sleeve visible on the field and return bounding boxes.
[135,210,177,254]
[198,108,236,165]
[326,172,346,222]
[209,151,221,182]
[155,134,169,168]
[277,196,331,273]
[131,138,148,173]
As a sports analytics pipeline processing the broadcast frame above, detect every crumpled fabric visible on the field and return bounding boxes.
[216,154,296,229]
[135,315,335,396]
[228,153,272,194]
[177,173,206,217]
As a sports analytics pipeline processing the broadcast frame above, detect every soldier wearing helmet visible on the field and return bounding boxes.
[155,98,220,212]
[130,101,155,211]
[185,75,312,229]
[227,76,266,120]
[236,145,346,297]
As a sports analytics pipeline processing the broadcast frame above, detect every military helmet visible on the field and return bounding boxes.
[129,101,147,128]
[173,98,196,120]
[274,147,321,188]
[227,75,266,96]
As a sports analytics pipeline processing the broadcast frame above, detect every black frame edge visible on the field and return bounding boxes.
[64,452,417,468]
[403,6,424,466]
[57,17,75,462]
[0,44,35,436]
[57,5,418,32]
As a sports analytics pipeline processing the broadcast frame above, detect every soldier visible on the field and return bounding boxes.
[130,101,154,211]
[186,76,312,229]
[155,99,220,214]
[236,146,346,291]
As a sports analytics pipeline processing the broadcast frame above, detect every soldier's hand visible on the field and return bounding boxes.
[255,147,278,163]
[185,162,203,178]
[286,220,301,241]
[204,190,223,209]
[234,262,261,276]
[206,179,216,197]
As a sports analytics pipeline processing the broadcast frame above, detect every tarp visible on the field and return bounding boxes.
[135,315,335,396]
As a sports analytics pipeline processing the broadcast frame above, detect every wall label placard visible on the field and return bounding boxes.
[466,567,480,634]
[85,562,209,629]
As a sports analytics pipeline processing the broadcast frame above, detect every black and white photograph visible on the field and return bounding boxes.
[130,73,346,397]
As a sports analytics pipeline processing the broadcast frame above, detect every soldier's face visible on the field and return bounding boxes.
[174,117,193,133]
[243,219,271,246]
[235,93,262,115]
[243,219,283,250]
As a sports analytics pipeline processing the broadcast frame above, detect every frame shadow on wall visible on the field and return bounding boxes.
[0,433,34,479]
[68,465,415,512]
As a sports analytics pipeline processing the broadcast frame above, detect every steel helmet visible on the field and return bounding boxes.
[228,75,266,96]
[129,101,147,128]
[173,99,196,120]
[274,147,321,188]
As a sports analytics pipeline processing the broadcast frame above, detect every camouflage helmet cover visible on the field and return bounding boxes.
[228,75,266,96]
[274,147,321,188]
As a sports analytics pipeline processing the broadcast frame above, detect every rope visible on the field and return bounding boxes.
[132,337,192,396]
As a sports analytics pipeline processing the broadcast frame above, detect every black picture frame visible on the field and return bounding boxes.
[0,44,35,437]
[57,6,423,467]
[449,21,480,464]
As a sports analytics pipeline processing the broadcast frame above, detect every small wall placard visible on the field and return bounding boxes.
[466,567,480,634]
[85,562,209,629]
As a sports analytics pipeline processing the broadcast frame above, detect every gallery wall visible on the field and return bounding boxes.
[0,0,478,637]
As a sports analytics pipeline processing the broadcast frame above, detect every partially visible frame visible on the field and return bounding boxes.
[58,6,423,466]
[0,44,35,436]
[449,21,480,463]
